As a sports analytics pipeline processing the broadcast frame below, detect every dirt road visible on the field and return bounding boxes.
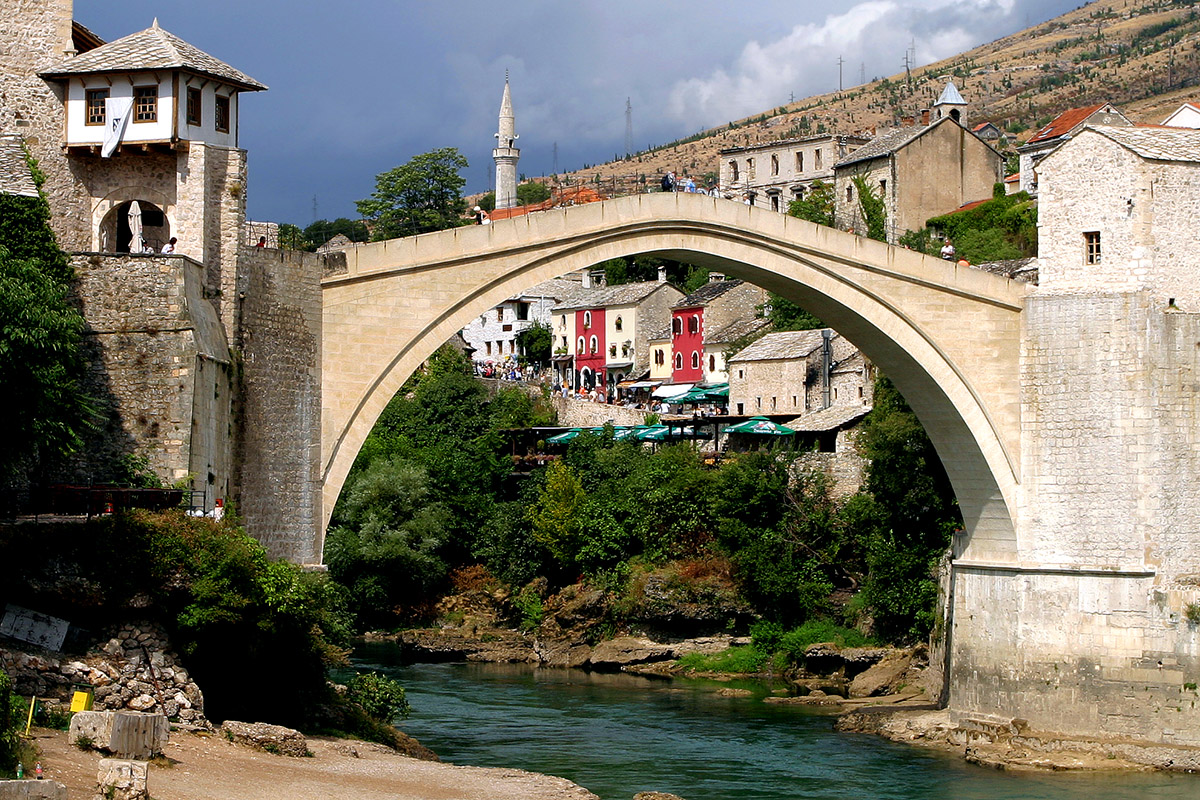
[30,727,600,800]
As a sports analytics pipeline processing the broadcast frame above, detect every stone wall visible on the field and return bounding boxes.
[0,621,207,726]
[66,254,232,500]
[0,0,91,250]
[949,291,1200,744]
[552,397,650,428]
[234,246,326,564]
[792,428,867,499]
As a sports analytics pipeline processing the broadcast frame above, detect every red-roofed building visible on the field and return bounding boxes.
[1017,103,1130,195]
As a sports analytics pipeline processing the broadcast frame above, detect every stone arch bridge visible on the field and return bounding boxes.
[320,192,1027,564]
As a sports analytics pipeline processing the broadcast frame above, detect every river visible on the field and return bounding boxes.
[352,643,1195,800]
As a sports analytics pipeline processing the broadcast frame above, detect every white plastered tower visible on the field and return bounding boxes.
[493,75,519,211]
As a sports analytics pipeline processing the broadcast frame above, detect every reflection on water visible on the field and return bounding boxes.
[352,643,1196,800]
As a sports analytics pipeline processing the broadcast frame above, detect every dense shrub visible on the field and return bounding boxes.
[346,672,410,722]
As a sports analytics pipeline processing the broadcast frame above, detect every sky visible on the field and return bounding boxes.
[74,0,1083,225]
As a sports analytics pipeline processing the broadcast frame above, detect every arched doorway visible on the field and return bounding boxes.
[100,200,171,253]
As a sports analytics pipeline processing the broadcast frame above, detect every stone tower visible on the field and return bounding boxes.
[932,80,967,125]
[493,75,519,211]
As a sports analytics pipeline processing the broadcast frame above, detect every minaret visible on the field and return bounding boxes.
[493,73,520,211]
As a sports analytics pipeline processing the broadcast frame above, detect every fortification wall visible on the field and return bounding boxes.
[67,253,232,501]
[949,291,1200,744]
[234,246,329,564]
[0,0,91,250]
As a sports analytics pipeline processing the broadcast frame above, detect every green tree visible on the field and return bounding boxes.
[786,179,835,227]
[277,223,306,250]
[302,218,369,250]
[515,321,552,366]
[765,294,822,331]
[851,175,887,241]
[0,148,94,485]
[516,181,551,206]
[356,147,469,239]
[926,187,1037,263]
[528,460,587,566]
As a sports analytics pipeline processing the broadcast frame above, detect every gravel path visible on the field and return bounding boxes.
[32,727,600,800]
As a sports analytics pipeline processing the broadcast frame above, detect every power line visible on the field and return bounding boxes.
[624,98,633,157]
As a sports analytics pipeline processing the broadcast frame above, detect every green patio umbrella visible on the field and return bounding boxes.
[723,416,796,435]
[635,425,672,441]
[701,384,729,400]
[546,428,583,444]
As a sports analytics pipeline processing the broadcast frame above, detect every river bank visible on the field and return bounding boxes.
[28,725,600,800]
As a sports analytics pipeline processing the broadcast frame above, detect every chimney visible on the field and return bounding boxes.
[582,271,592,289]
[708,272,726,283]
[657,267,667,282]
[921,109,930,125]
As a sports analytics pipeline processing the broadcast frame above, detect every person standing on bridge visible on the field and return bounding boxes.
[473,205,490,225]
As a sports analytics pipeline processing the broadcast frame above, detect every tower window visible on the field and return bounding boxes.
[1084,231,1101,265]
[187,87,202,126]
[86,88,109,126]
[134,86,157,122]
[215,95,230,133]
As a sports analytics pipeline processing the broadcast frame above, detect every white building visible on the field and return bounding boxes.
[719,133,870,212]
[461,278,582,365]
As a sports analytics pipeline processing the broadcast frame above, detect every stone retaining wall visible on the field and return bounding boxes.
[552,397,650,428]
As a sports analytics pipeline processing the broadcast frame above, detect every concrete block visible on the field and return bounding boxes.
[95,759,148,800]
[70,711,169,759]
[0,782,67,800]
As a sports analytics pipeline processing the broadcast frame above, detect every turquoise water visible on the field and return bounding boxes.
[353,644,1196,800]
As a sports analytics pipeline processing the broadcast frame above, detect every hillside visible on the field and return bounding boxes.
[556,0,1200,190]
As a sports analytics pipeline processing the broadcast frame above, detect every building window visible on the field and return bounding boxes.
[675,353,683,370]
[691,351,700,369]
[708,354,716,371]
[86,88,109,126]
[771,195,780,212]
[589,335,598,354]
[622,343,630,357]
[729,160,739,181]
[796,151,804,172]
[187,87,202,126]
[846,185,853,204]
[485,342,492,355]
[771,397,777,410]
[560,314,566,329]
[814,149,822,169]
[614,315,623,331]
[879,179,886,195]
[793,395,798,406]
[1085,231,1101,265]
[747,158,755,179]
[561,336,567,348]
[737,403,744,415]
[737,369,744,379]
[215,95,230,133]
[583,310,592,328]
[672,317,682,336]
[133,86,157,122]
[609,344,617,357]
[655,349,664,366]
[516,302,529,321]
[496,308,504,321]
[771,154,779,176]
[833,388,839,401]
[578,336,585,354]
[756,397,761,409]
[688,315,699,334]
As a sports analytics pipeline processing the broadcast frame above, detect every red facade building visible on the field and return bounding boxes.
[574,307,606,389]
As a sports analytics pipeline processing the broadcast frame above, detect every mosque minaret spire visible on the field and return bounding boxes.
[493,72,520,211]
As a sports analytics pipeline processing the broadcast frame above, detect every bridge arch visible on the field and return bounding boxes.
[321,193,1026,564]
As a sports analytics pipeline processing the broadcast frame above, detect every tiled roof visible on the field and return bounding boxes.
[514,278,587,303]
[41,21,266,91]
[1082,125,1200,163]
[834,125,927,168]
[0,135,39,198]
[785,404,869,432]
[674,278,746,308]
[1024,104,1111,145]
[728,329,829,362]
[550,280,670,312]
[706,317,769,345]
[647,324,672,341]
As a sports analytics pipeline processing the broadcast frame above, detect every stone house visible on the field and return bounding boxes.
[726,329,867,417]
[703,317,770,385]
[462,278,582,366]
[2,4,329,562]
[971,121,1003,143]
[550,279,682,393]
[833,83,1002,244]
[718,133,870,211]
[669,277,766,387]
[1015,102,1131,196]
[1035,125,1200,308]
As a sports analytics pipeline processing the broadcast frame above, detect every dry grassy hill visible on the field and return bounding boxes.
[555,0,1200,190]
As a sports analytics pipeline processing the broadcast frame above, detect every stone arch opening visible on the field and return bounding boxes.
[96,193,172,253]
[322,195,1023,566]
